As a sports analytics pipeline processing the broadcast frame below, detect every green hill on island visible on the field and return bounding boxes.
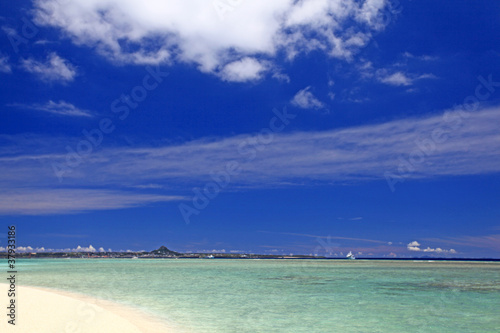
[151,245,181,256]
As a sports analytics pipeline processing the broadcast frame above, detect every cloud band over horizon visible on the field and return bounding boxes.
[0,106,499,215]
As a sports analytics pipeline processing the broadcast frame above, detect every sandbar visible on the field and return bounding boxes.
[0,283,180,333]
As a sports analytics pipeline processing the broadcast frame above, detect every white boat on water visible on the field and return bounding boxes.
[346,251,356,260]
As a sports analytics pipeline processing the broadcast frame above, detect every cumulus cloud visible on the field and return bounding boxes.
[219,57,267,82]
[407,241,456,254]
[17,246,34,252]
[9,245,115,253]
[291,86,325,109]
[8,100,93,117]
[76,245,96,252]
[21,52,77,83]
[407,241,421,251]
[32,0,393,82]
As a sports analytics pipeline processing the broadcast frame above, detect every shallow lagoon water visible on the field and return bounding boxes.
[18,259,500,332]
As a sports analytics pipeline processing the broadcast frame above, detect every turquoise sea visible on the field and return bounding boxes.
[17,259,500,332]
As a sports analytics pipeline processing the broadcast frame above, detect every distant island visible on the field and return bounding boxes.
[1,245,498,261]
[0,245,324,259]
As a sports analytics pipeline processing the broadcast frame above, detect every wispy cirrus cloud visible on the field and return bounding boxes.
[0,107,499,215]
[424,234,500,252]
[337,217,363,221]
[358,60,437,87]
[50,106,500,186]
[403,52,438,61]
[0,189,186,215]
[8,100,93,117]
[378,71,438,86]
[263,231,391,245]
[21,52,77,83]
[32,0,394,82]
[36,233,89,238]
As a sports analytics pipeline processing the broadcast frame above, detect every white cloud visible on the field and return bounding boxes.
[0,189,186,215]
[407,241,456,254]
[1,107,500,215]
[32,0,393,82]
[356,0,389,30]
[359,61,437,87]
[9,100,93,117]
[0,55,11,73]
[219,57,266,82]
[271,71,290,83]
[275,232,389,245]
[132,184,164,189]
[403,52,438,61]
[423,247,457,254]
[376,70,437,86]
[17,246,34,252]
[425,234,500,252]
[21,52,77,83]
[417,73,438,80]
[11,245,116,253]
[379,71,412,86]
[407,241,421,251]
[76,245,96,252]
[291,86,325,109]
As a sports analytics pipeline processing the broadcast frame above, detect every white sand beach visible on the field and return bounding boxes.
[0,283,177,333]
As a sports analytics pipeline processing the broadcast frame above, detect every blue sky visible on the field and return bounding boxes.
[0,0,499,257]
